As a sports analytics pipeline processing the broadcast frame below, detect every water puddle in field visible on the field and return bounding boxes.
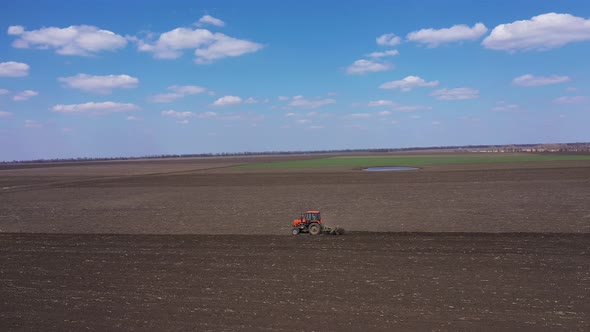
[362,166,419,172]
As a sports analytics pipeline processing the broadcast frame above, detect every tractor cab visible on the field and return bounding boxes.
[305,211,321,223]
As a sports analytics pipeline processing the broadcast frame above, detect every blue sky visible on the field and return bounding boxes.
[1,0,590,160]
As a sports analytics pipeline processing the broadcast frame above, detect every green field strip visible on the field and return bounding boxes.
[237,154,590,168]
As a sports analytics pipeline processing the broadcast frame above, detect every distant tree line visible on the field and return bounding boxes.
[3,142,590,164]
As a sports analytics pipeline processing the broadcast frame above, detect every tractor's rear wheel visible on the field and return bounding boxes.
[308,223,321,235]
[291,228,300,235]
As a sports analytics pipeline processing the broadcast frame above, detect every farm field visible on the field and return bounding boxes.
[1,152,589,331]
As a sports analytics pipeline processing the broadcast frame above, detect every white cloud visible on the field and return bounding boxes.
[376,33,401,46]
[288,96,336,109]
[378,110,393,116]
[138,27,263,63]
[161,110,193,118]
[512,74,570,87]
[394,105,432,111]
[161,110,217,119]
[58,74,139,94]
[492,104,519,111]
[349,113,372,118]
[432,121,441,126]
[127,116,142,121]
[278,96,290,101]
[285,112,298,117]
[308,125,324,130]
[356,100,396,107]
[482,13,590,52]
[380,75,439,91]
[0,89,9,94]
[431,88,480,100]
[245,97,258,104]
[176,120,189,125]
[212,95,243,106]
[52,102,139,115]
[13,90,38,101]
[0,111,12,118]
[197,111,217,118]
[24,120,43,128]
[296,119,311,124]
[196,15,225,27]
[0,61,29,77]
[367,50,399,58]
[346,59,392,74]
[194,34,264,64]
[149,85,206,103]
[8,25,127,56]
[407,23,488,47]
[553,96,588,104]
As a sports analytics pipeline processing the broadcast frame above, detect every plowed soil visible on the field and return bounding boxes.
[0,154,589,331]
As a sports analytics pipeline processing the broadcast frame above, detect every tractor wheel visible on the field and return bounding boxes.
[291,228,300,235]
[308,223,321,235]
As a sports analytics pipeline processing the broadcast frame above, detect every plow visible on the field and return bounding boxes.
[291,210,345,235]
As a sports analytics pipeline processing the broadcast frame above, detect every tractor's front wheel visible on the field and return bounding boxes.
[291,228,300,235]
[308,223,321,235]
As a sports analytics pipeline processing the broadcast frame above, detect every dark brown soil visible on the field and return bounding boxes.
[1,155,589,330]
[0,233,587,331]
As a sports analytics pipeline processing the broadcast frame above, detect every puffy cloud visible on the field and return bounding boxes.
[346,59,392,74]
[196,15,225,27]
[492,103,519,111]
[58,74,139,94]
[482,13,590,52]
[376,33,401,46]
[194,34,264,64]
[24,120,43,128]
[13,90,38,101]
[0,89,9,94]
[52,102,139,115]
[0,111,12,118]
[407,23,488,47]
[430,88,480,100]
[378,110,393,116]
[137,26,263,63]
[149,85,206,103]
[354,100,396,107]
[8,25,127,56]
[244,97,258,104]
[379,75,439,91]
[348,113,372,118]
[161,110,194,118]
[394,105,433,111]
[161,110,217,119]
[367,50,399,58]
[211,95,243,106]
[288,96,336,109]
[0,61,29,77]
[197,111,217,118]
[553,96,588,104]
[512,74,570,87]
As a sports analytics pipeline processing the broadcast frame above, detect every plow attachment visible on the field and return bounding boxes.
[322,226,346,235]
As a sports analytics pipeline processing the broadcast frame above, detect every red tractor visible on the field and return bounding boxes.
[292,210,345,235]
